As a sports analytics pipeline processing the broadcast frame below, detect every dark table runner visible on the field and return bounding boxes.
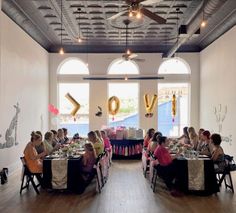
[43,157,85,193]
[175,158,219,195]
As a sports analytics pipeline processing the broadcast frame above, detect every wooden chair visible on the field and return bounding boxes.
[20,157,41,195]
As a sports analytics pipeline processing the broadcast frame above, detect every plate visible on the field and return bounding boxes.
[198,155,210,158]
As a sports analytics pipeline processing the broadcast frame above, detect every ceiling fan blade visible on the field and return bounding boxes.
[107,9,128,20]
[132,58,145,62]
[140,7,166,24]
[140,0,163,6]
[128,53,138,59]
[83,76,164,80]
[128,76,164,80]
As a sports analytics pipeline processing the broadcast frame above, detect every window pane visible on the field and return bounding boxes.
[59,59,89,75]
[108,83,139,128]
[108,58,139,74]
[158,57,190,74]
[158,83,189,136]
[59,83,89,136]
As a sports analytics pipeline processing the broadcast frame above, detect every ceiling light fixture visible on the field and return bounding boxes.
[59,0,64,55]
[201,0,207,28]
[78,8,82,43]
[136,10,142,19]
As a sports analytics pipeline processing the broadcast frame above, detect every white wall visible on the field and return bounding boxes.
[49,52,199,133]
[200,26,236,158]
[0,12,49,172]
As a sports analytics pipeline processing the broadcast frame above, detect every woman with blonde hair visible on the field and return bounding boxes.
[188,127,199,150]
[24,132,47,174]
[88,131,104,156]
[43,131,60,155]
[95,130,104,144]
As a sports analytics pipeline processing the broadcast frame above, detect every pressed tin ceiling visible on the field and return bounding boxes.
[2,0,236,54]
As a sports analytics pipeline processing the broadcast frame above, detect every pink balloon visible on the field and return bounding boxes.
[48,104,54,113]
[53,108,59,115]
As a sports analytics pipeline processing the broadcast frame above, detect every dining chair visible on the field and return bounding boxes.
[20,157,41,195]
[216,159,234,193]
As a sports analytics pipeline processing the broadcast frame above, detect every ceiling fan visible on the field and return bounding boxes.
[120,19,145,63]
[107,0,166,24]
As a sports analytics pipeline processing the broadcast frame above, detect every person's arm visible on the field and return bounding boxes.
[28,146,46,160]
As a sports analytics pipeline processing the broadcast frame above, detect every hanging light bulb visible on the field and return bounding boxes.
[59,47,64,55]
[126,49,131,55]
[129,11,133,17]
[136,11,142,19]
[78,37,82,43]
[201,20,207,28]
[59,0,64,55]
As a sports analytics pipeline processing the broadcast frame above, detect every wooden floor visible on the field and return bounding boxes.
[1,160,236,213]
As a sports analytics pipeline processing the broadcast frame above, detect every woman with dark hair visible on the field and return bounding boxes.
[153,136,181,196]
[178,126,190,145]
[143,128,155,148]
[198,130,212,156]
[147,131,162,153]
[211,133,224,161]
[51,129,59,147]
[210,133,225,172]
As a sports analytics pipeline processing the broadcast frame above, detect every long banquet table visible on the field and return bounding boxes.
[43,156,85,193]
[174,157,219,195]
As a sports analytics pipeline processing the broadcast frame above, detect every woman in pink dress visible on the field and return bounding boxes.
[154,136,181,196]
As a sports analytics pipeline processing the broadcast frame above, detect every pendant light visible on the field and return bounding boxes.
[78,8,82,43]
[59,0,64,55]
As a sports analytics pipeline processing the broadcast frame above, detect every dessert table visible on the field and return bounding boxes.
[110,139,143,159]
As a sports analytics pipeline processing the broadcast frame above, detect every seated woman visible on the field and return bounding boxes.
[197,128,205,150]
[188,127,199,150]
[81,143,97,183]
[178,126,190,145]
[88,131,104,156]
[57,129,65,144]
[153,136,181,196]
[143,128,155,148]
[24,132,47,185]
[211,133,225,171]
[95,130,104,145]
[43,131,60,155]
[101,130,112,152]
[198,130,212,157]
[147,131,162,154]
[51,129,59,147]
[35,131,45,155]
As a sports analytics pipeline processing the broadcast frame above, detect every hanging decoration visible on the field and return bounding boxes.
[95,106,103,117]
[108,96,120,120]
[144,94,157,118]
[65,93,81,120]
[171,94,176,122]
[48,104,59,115]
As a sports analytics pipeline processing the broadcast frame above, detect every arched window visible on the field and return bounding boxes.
[108,58,139,74]
[158,57,190,74]
[57,58,89,137]
[58,58,89,75]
